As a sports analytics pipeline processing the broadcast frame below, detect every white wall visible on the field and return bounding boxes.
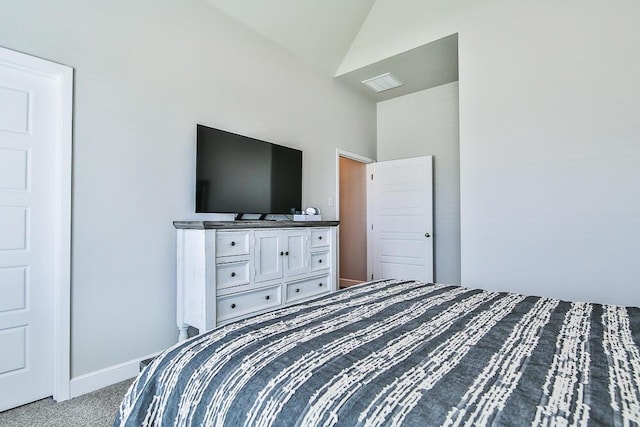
[377,82,460,284]
[343,0,640,307]
[0,0,375,377]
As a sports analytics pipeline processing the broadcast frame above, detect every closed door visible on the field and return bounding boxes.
[367,156,434,282]
[283,230,308,277]
[0,55,59,410]
[254,231,284,283]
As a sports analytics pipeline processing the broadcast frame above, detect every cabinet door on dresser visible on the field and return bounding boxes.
[254,230,284,283]
[283,229,308,277]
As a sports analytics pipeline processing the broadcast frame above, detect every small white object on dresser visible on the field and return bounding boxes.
[174,221,339,341]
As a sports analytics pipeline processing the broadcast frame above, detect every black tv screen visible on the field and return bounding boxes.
[195,124,302,214]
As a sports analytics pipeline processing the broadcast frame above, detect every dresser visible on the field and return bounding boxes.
[173,221,339,340]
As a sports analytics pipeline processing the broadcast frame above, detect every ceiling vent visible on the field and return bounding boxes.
[361,73,403,93]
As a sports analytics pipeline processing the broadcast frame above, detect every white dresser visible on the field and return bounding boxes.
[173,221,339,340]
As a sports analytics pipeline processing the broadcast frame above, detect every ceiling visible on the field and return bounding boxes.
[205,0,377,75]
[205,0,458,102]
[335,34,458,102]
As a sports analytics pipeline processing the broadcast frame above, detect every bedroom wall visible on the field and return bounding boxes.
[0,0,375,377]
[377,82,460,284]
[340,0,640,307]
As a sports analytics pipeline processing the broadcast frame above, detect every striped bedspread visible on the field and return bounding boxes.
[115,280,640,426]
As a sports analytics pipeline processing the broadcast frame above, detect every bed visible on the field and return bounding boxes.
[115,279,640,426]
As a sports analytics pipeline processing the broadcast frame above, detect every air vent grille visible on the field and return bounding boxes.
[361,73,403,93]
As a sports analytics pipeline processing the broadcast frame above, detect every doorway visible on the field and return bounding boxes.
[336,150,373,288]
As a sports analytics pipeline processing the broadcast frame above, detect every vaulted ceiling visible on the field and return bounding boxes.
[205,0,458,101]
[204,0,377,75]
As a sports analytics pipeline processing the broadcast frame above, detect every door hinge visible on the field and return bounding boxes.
[371,173,373,180]
[371,274,374,280]
[371,224,373,230]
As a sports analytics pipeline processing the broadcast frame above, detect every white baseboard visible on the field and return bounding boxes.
[69,351,162,399]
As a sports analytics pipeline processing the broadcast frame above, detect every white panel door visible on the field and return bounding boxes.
[254,231,284,283]
[0,59,58,410]
[367,156,433,282]
[283,230,308,277]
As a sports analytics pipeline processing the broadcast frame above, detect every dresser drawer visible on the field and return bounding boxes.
[286,275,330,304]
[310,228,330,248]
[310,251,329,272]
[216,231,250,257]
[216,261,250,290]
[216,285,281,322]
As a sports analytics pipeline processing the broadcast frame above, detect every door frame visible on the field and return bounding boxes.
[335,149,375,286]
[0,47,73,402]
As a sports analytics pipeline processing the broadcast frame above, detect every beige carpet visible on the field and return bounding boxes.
[0,378,134,427]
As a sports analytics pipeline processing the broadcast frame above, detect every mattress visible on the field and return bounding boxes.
[115,279,640,426]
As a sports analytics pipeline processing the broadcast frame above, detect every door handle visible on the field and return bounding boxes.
[425,232,431,238]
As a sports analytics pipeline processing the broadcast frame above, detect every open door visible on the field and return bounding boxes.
[367,156,433,282]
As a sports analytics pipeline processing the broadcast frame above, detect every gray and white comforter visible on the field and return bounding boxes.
[115,280,640,426]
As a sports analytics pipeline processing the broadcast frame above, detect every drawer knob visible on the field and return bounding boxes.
[231,303,236,309]
[230,241,236,246]
[296,288,300,293]
[319,283,323,287]
[318,259,323,263]
[280,251,284,256]
[319,236,322,240]
[285,251,289,256]
[265,295,270,300]
[231,272,236,277]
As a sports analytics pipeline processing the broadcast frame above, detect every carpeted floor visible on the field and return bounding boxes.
[0,378,134,427]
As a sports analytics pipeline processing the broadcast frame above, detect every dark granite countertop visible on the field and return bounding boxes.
[173,220,340,230]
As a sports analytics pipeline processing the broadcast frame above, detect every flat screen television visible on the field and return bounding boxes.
[195,124,302,215]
